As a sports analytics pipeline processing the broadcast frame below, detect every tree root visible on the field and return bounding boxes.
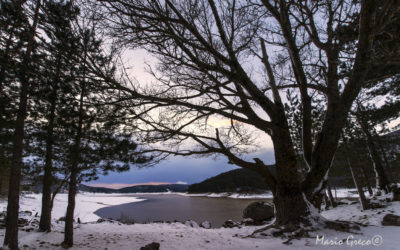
[249,218,363,244]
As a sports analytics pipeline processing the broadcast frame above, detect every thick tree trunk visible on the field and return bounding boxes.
[269,107,313,226]
[39,87,58,232]
[4,1,41,248]
[273,186,311,226]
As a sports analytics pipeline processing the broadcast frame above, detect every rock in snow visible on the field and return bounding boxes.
[243,201,274,222]
[382,214,400,226]
[200,221,211,229]
[184,220,199,228]
[222,219,240,228]
[140,242,160,250]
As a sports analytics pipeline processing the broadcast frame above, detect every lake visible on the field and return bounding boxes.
[94,194,270,228]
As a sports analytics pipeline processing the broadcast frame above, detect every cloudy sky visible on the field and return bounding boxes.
[87,49,276,189]
[87,149,275,189]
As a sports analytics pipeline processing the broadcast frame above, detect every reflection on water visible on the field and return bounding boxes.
[94,194,270,227]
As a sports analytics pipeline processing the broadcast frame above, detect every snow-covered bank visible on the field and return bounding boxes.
[0,193,145,223]
[1,200,400,249]
[1,192,400,249]
[184,188,363,199]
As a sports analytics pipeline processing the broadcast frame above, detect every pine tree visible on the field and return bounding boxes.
[3,1,42,248]
[24,0,81,232]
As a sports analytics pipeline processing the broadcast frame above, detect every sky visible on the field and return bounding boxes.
[86,49,277,189]
[87,149,275,188]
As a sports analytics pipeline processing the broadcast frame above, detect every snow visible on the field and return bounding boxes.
[0,193,145,223]
[184,188,363,199]
[1,191,400,249]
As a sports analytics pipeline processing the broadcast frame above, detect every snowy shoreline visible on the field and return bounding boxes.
[0,193,145,223]
[0,189,370,223]
[1,192,400,249]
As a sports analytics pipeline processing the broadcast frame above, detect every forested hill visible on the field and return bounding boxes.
[188,169,269,193]
[77,184,188,193]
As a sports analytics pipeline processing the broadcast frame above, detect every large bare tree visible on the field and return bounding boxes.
[94,0,400,231]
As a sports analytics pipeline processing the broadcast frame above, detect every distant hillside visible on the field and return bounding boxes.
[118,184,188,193]
[78,184,115,193]
[188,168,269,193]
[78,184,188,193]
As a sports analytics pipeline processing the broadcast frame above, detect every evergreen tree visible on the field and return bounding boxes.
[3,0,42,248]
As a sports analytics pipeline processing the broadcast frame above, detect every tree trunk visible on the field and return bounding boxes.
[269,107,312,226]
[360,164,373,196]
[375,132,391,169]
[360,123,390,193]
[39,86,58,232]
[273,185,311,225]
[62,74,85,248]
[326,184,336,207]
[343,145,369,210]
[63,167,78,248]
[4,1,41,248]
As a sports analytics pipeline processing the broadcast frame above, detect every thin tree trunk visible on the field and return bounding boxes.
[326,184,336,207]
[348,159,370,210]
[50,174,69,210]
[62,77,85,248]
[360,122,391,193]
[343,139,369,210]
[323,193,330,209]
[4,1,41,248]
[375,132,391,169]
[360,164,373,196]
[63,167,78,248]
[39,85,58,232]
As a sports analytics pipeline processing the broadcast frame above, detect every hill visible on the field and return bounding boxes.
[188,168,269,193]
[78,184,115,193]
[117,184,188,193]
[78,183,188,193]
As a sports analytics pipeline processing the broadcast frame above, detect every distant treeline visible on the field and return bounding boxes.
[188,168,269,193]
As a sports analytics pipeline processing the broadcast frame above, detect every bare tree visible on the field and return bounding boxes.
[93,0,400,232]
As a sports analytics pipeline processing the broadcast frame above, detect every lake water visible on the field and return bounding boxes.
[94,194,270,228]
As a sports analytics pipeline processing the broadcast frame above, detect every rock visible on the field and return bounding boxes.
[140,242,160,250]
[382,214,400,226]
[18,218,29,227]
[243,201,274,222]
[184,220,199,228]
[19,211,32,216]
[242,218,266,226]
[222,220,240,228]
[200,221,211,229]
[97,218,106,223]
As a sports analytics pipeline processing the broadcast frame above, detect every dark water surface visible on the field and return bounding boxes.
[94,194,270,228]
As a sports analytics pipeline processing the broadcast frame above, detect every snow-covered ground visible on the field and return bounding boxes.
[1,192,400,249]
[0,193,145,223]
[184,188,364,199]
